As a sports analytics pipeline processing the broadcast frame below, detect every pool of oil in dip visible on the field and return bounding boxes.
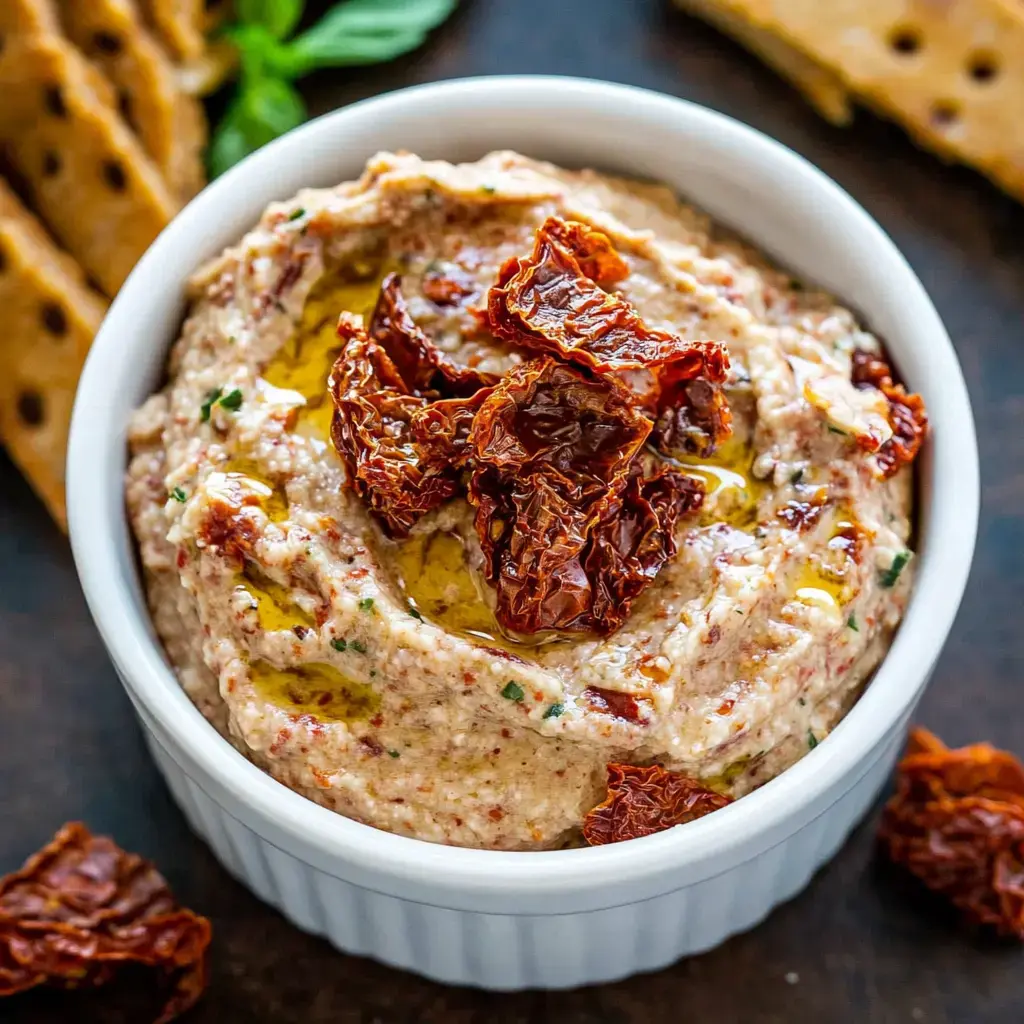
[391,531,563,652]
[671,436,768,530]
[236,564,315,632]
[219,457,288,521]
[250,661,379,722]
[261,257,395,438]
[793,515,859,610]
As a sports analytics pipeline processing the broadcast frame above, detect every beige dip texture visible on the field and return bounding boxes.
[126,151,914,850]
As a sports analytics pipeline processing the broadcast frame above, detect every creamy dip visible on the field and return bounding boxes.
[126,151,915,850]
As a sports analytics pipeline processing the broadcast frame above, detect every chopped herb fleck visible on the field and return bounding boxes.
[170,487,187,503]
[369,669,377,677]
[330,638,347,652]
[807,731,819,750]
[880,551,910,588]
[543,703,564,719]
[287,207,305,221]
[501,681,525,702]
[798,697,806,707]
[218,388,243,411]
[350,640,367,654]
[408,607,423,620]
[199,388,222,422]
[827,424,848,436]
[847,614,859,631]
[790,469,804,485]
[359,597,375,612]
[480,184,496,194]
[388,749,400,759]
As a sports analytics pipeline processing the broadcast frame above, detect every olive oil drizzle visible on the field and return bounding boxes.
[260,257,395,438]
[250,660,379,722]
[391,530,565,652]
[668,436,768,530]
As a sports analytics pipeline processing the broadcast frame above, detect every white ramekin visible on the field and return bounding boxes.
[67,77,978,989]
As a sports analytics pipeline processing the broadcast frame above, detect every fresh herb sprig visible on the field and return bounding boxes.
[210,0,458,177]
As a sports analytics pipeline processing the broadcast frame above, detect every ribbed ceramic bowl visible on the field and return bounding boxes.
[67,77,978,989]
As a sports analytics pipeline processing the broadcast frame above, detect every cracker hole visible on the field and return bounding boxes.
[930,100,960,128]
[102,159,127,192]
[889,27,922,55]
[44,85,67,118]
[0,243,6,274]
[93,31,122,55]
[41,301,68,337]
[118,89,136,130]
[42,151,62,177]
[968,53,999,83]
[17,390,45,428]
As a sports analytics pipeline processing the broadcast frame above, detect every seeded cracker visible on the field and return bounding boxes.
[59,0,208,202]
[0,0,59,36]
[139,0,205,62]
[675,0,1024,203]
[675,0,852,125]
[0,33,177,298]
[0,179,106,527]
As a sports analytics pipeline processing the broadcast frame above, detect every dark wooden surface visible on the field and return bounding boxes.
[3,1,1023,1020]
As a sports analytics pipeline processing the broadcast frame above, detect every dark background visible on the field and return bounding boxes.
[3,0,1023,1020]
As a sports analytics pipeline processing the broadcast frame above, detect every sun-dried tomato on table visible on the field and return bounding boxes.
[583,763,733,845]
[878,728,1024,939]
[0,822,211,1022]
[850,348,928,479]
[486,216,732,457]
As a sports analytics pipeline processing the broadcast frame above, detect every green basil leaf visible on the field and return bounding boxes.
[272,0,457,78]
[236,0,305,39]
[209,76,307,176]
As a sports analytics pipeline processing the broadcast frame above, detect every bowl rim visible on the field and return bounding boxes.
[67,75,978,902]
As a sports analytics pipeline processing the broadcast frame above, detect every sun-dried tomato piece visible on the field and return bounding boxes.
[486,216,731,456]
[879,728,1024,939]
[584,466,703,632]
[0,822,211,1022]
[851,348,928,479]
[583,763,733,845]
[370,273,498,398]
[329,317,464,538]
[468,358,680,634]
[542,218,629,287]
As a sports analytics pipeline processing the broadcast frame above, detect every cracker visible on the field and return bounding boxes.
[139,0,205,61]
[0,178,107,528]
[59,0,208,201]
[677,0,1024,202]
[0,0,120,108]
[0,33,178,298]
[0,0,59,36]
[676,0,852,125]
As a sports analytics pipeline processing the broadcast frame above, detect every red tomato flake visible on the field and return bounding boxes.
[370,714,384,728]
[269,728,292,756]
[488,807,504,822]
[716,698,735,716]
[463,672,476,684]
[583,686,647,724]
[702,624,722,646]
[176,548,187,569]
